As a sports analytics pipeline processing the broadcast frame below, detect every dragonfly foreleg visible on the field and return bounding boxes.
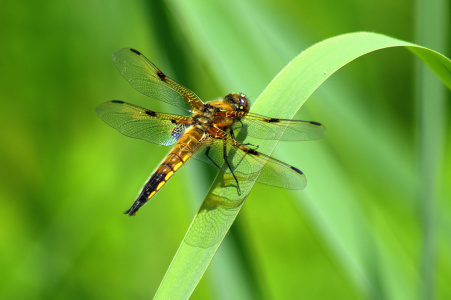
[222,139,241,195]
[205,145,221,169]
[230,128,259,149]
[242,142,259,149]
[230,128,238,141]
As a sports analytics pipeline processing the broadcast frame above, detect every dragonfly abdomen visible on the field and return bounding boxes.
[124,127,203,216]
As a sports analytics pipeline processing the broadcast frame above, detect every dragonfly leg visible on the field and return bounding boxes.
[205,145,221,169]
[222,139,241,195]
[230,128,238,141]
[242,142,259,149]
[230,128,259,149]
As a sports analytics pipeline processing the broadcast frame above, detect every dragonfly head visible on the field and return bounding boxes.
[225,93,250,113]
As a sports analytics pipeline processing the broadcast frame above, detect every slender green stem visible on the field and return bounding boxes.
[415,0,449,298]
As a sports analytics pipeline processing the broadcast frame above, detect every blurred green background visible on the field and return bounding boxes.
[1,0,449,299]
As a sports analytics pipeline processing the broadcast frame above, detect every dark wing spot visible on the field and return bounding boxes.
[267,118,280,123]
[245,148,259,155]
[111,100,124,104]
[130,48,141,55]
[157,71,167,81]
[290,166,304,175]
[145,110,156,116]
[309,121,322,126]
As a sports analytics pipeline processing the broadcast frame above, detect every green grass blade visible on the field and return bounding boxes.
[154,32,451,299]
[415,0,449,298]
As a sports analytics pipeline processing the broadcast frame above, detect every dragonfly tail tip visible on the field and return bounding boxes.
[123,207,137,216]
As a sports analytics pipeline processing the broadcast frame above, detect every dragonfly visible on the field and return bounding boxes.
[96,48,326,216]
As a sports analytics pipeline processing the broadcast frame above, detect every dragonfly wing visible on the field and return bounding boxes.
[244,148,307,190]
[192,135,306,190]
[235,112,326,141]
[113,48,204,111]
[96,100,191,146]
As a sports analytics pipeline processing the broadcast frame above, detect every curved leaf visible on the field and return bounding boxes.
[154,32,451,299]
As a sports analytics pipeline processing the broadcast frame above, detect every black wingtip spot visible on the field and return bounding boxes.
[246,148,258,155]
[291,166,304,175]
[130,48,141,55]
[145,110,156,116]
[309,121,322,126]
[111,100,124,104]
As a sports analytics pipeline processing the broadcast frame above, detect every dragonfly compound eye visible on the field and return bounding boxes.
[238,94,250,113]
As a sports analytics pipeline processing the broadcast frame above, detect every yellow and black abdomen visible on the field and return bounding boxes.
[124,127,204,216]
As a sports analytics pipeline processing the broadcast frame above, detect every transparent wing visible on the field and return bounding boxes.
[235,112,326,141]
[96,100,191,146]
[113,48,204,111]
[192,135,306,190]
